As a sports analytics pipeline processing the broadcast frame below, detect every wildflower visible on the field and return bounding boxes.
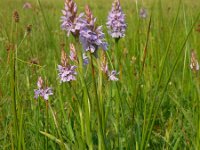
[100,56,119,81]
[61,0,86,37]
[13,10,19,23]
[108,70,119,81]
[106,0,127,39]
[83,53,89,65]
[34,77,53,100]
[42,88,53,100]
[34,88,43,99]
[190,50,199,72]
[58,48,77,83]
[58,65,77,82]
[79,5,108,53]
[23,2,32,9]
[139,8,148,19]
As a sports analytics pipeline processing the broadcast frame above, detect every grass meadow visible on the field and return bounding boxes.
[0,0,200,149]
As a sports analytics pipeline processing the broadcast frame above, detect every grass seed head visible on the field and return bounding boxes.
[13,10,19,23]
[26,24,32,34]
[101,55,108,74]
[190,50,199,72]
[61,48,68,67]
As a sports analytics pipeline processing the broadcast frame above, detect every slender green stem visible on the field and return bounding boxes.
[37,98,41,150]
[45,101,49,150]
[76,43,93,149]
[97,55,105,133]
[11,21,19,148]
[114,40,119,69]
[90,53,105,150]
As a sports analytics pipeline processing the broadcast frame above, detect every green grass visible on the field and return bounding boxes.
[0,0,200,149]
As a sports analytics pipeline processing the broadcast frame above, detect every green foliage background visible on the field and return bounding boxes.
[0,0,200,149]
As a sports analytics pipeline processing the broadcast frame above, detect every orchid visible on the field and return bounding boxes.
[34,77,53,101]
[58,47,77,83]
[61,0,86,37]
[107,0,127,39]
[79,5,108,53]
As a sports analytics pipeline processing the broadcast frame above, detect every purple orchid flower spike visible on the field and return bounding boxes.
[108,70,119,81]
[100,56,119,81]
[34,77,53,101]
[42,88,53,100]
[79,5,108,54]
[23,2,32,9]
[61,0,86,38]
[83,53,89,65]
[57,47,77,83]
[58,65,77,82]
[107,0,127,40]
[34,76,43,99]
[139,8,148,19]
[34,89,43,99]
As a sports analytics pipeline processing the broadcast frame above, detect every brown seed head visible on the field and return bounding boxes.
[29,58,39,65]
[6,43,14,52]
[26,24,32,34]
[13,10,19,23]
[196,23,200,32]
